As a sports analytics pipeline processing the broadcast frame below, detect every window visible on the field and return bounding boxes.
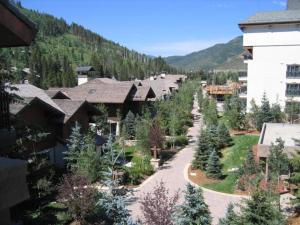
[287,65,300,78]
[286,83,300,96]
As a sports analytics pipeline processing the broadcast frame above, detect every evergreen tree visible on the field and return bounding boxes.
[240,190,286,225]
[95,103,109,136]
[240,148,258,176]
[204,99,218,126]
[206,124,220,151]
[256,93,273,131]
[97,135,137,225]
[224,93,246,130]
[193,130,212,170]
[219,203,238,225]
[76,131,104,182]
[268,138,289,182]
[206,149,222,179]
[64,122,84,169]
[217,122,232,148]
[289,138,300,205]
[124,110,136,139]
[173,183,211,225]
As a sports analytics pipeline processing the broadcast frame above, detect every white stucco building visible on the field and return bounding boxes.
[239,0,300,114]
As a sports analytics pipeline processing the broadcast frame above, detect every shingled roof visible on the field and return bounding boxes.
[76,66,95,73]
[10,97,64,116]
[95,78,155,101]
[8,84,65,113]
[64,78,135,104]
[141,74,186,99]
[53,99,99,123]
[239,10,300,28]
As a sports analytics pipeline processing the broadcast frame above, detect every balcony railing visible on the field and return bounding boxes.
[286,89,300,97]
[287,71,300,78]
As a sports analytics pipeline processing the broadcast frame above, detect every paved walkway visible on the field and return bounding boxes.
[128,96,245,225]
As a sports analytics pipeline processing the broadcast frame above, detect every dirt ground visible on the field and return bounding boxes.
[288,216,300,225]
[230,129,260,136]
[188,166,220,185]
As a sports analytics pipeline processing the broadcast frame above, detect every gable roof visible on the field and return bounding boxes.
[239,10,300,28]
[76,66,95,73]
[65,78,135,104]
[45,90,70,99]
[10,97,64,116]
[53,99,99,123]
[133,86,156,101]
[8,84,64,113]
[141,75,186,99]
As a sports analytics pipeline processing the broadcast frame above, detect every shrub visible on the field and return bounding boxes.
[126,155,153,185]
[166,136,188,148]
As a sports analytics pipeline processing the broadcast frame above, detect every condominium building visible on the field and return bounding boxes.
[239,0,300,115]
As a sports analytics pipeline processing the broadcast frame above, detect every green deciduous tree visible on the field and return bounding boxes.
[173,183,211,225]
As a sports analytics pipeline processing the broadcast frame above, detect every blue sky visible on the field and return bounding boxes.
[22,0,286,57]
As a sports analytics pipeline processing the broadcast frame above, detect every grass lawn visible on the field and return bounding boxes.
[203,135,259,194]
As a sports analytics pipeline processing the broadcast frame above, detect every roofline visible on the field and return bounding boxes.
[0,0,37,31]
[14,97,64,116]
[63,100,100,124]
[239,20,300,30]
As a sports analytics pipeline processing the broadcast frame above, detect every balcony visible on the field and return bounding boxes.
[286,91,300,97]
[287,71,300,78]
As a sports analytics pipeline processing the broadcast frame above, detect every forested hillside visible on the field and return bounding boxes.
[0,1,177,88]
[165,36,246,72]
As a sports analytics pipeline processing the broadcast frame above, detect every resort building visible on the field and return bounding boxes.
[239,0,300,116]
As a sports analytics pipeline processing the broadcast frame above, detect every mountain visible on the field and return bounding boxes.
[0,2,176,88]
[165,36,246,72]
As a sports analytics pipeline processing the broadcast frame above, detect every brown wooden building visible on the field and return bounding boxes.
[0,1,37,224]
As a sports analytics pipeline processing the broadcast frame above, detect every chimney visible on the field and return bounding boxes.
[287,0,300,10]
[78,75,88,86]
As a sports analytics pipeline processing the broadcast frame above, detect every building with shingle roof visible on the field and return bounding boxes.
[239,0,300,117]
[8,83,65,113]
[66,78,135,104]
[141,74,187,99]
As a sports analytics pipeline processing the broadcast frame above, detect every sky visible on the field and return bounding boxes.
[21,0,287,57]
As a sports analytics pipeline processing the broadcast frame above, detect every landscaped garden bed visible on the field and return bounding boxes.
[190,135,259,194]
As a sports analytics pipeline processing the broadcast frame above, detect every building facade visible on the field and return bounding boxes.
[240,0,300,114]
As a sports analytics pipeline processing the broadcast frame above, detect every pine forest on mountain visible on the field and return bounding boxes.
[0,1,178,89]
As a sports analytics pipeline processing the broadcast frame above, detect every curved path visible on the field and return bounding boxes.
[128,97,245,225]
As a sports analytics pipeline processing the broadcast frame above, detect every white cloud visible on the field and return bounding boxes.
[272,0,287,7]
[139,39,228,57]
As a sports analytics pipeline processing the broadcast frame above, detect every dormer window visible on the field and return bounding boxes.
[287,64,300,78]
